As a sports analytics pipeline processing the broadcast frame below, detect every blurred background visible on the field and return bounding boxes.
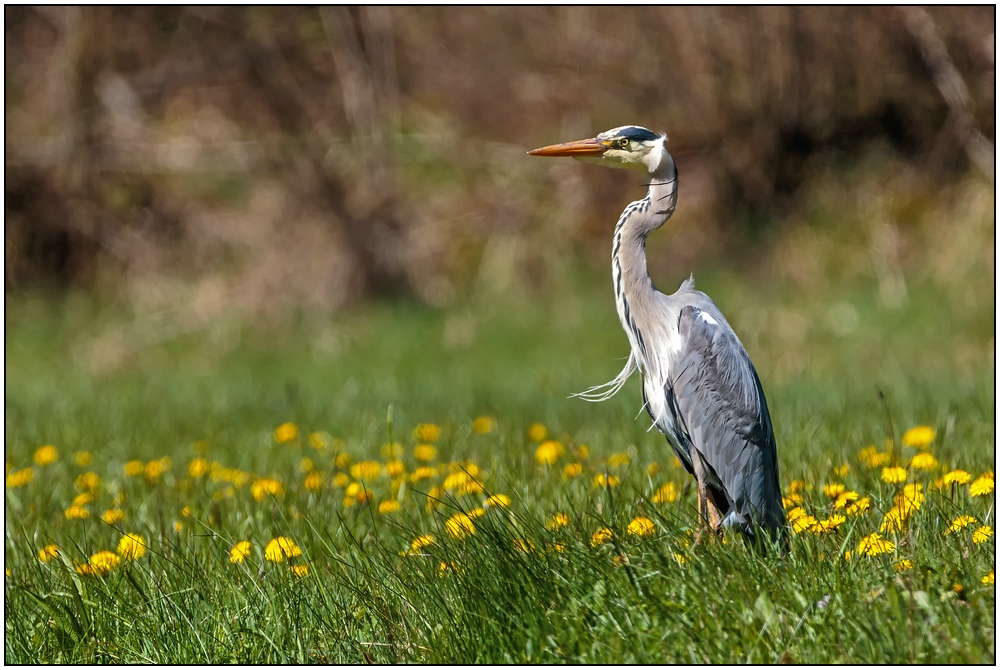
[4,7,995,397]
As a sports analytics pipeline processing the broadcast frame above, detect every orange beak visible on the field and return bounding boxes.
[528,137,608,157]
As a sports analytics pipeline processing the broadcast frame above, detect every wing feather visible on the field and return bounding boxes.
[668,305,785,536]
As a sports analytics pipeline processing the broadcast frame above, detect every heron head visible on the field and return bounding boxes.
[529,125,669,174]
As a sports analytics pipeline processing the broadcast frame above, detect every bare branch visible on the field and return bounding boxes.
[901,7,994,179]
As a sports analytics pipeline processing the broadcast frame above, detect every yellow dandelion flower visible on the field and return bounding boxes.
[972,526,993,544]
[868,453,890,468]
[38,544,60,562]
[413,423,441,443]
[378,500,400,514]
[145,458,170,480]
[894,483,924,514]
[64,505,89,520]
[810,514,846,534]
[174,521,184,532]
[527,422,548,442]
[438,561,462,577]
[485,494,511,509]
[647,462,661,477]
[264,537,301,562]
[332,472,350,488]
[908,452,938,471]
[117,533,147,561]
[87,550,121,575]
[458,479,485,496]
[73,492,93,506]
[576,445,590,460]
[355,490,374,505]
[942,469,972,486]
[953,583,964,595]
[76,472,101,491]
[33,445,58,466]
[546,513,569,531]
[304,471,324,492]
[881,467,907,484]
[250,477,285,501]
[833,463,850,477]
[970,473,995,497]
[467,507,486,519]
[893,559,913,572]
[857,532,895,556]
[413,444,438,462]
[406,535,435,555]
[350,461,383,481]
[290,564,309,578]
[456,462,480,478]
[385,460,405,479]
[299,457,314,473]
[562,463,583,478]
[513,538,535,553]
[843,551,852,562]
[101,509,124,524]
[5,467,34,488]
[901,425,935,449]
[442,471,471,491]
[188,458,209,478]
[823,483,846,499]
[425,485,445,511]
[834,491,860,509]
[982,571,994,586]
[142,459,169,481]
[859,446,889,468]
[334,452,352,469]
[472,416,495,434]
[445,512,475,539]
[230,541,252,564]
[785,507,807,523]
[607,452,630,468]
[593,473,620,488]
[782,493,803,508]
[846,497,871,516]
[787,479,807,493]
[672,552,687,566]
[792,514,819,534]
[535,440,565,465]
[590,527,612,547]
[274,422,299,444]
[73,451,92,467]
[627,516,656,538]
[123,460,144,477]
[880,506,910,533]
[548,543,566,553]
[308,432,330,450]
[653,482,679,504]
[946,515,977,534]
[410,466,435,483]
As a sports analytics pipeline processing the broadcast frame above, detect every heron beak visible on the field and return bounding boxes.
[528,137,608,157]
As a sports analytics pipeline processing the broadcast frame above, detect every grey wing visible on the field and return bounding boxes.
[667,305,785,536]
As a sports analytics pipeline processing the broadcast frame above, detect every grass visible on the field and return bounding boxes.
[4,250,995,663]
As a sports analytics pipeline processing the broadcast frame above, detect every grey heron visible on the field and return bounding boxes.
[529,125,786,546]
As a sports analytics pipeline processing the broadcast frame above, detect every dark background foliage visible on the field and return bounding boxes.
[5,7,994,312]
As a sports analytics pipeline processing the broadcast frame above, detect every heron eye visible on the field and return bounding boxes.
[618,138,630,149]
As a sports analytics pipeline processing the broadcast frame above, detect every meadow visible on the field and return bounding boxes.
[4,223,996,663]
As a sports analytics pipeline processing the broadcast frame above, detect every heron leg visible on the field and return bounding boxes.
[690,449,723,542]
[705,490,722,531]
